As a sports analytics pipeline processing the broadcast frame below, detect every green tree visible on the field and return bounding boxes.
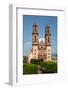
[30,58,43,65]
[40,61,57,73]
[23,64,38,74]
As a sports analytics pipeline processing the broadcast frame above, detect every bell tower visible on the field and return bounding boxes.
[45,25,51,61]
[32,23,39,59]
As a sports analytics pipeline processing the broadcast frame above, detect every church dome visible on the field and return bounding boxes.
[33,23,38,27]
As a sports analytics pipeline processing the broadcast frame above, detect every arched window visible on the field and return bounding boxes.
[48,37,50,42]
[34,53,36,55]
[35,36,36,41]
[35,26,36,30]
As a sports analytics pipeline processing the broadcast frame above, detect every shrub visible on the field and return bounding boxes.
[45,62,57,73]
[40,62,47,68]
[23,64,38,74]
[30,59,43,65]
[40,61,57,73]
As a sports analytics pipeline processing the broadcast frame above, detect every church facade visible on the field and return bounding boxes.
[28,23,51,63]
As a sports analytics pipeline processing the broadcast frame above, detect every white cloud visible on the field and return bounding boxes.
[39,38,45,42]
[24,41,32,47]
[26,42,31,46]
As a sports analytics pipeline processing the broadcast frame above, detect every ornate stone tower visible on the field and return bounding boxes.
[32,23,39,59]
[45,25,51,61]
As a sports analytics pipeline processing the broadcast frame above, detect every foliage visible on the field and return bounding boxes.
[40,61,57,73]
[23,60,57,74]
[30,58,43,65]
[23,64,38,74]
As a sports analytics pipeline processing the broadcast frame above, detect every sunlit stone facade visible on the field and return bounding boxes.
[28,23,51,63]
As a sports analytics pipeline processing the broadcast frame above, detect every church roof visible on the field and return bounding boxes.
[33,23,38,27]
[39,40,45,47]
[45,24,50,29]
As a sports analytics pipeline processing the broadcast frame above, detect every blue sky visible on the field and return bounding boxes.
[23,15,57,56]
